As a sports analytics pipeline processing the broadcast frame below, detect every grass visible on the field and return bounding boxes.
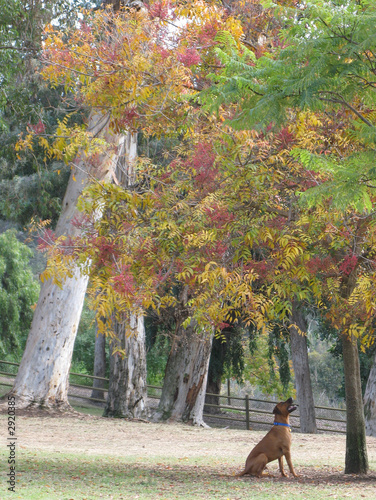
[0,384,374,499]
[0,382,13,394]
[1,448,375,500]
[69,401,105,417]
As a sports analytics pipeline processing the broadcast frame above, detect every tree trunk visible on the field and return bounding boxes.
[5,112,119,409]
[153,321,213,426]
[364,351,376,437]
[290,303,317,433]
[339,271,369,474]
[204,376,222,414]
[91,322,107,401]
[2,1,145,412]
[204,335,226,414]
[104,131,148,419]
[104,314,147,418]
[342,333,369,473]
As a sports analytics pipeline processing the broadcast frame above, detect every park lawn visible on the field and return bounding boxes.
[0,449,375,500]
[0,414,376,499]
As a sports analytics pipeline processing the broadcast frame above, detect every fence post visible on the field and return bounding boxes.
[245,394,250,430]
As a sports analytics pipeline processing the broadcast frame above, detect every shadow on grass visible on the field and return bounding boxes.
[1,447,375,500]
[14,453,376,487]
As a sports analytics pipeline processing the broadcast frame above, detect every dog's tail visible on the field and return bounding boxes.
[235,469,247,477]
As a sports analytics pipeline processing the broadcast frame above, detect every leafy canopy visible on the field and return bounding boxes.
[26,0,376,350]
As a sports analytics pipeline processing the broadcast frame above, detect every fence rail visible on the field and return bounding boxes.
[0,360,346,433]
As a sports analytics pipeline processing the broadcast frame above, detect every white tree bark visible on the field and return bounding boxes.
[364,351,376,437]
[6,112,119,409]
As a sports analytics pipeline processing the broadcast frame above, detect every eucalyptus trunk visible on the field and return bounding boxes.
[104,131,148,419]
[153,321,213,426]
[290,304,317,434]
[364,351,376,437]
[6,112,118,409]
[104,314,147,419]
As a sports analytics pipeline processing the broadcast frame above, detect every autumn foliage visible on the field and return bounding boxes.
[18,0,376,353]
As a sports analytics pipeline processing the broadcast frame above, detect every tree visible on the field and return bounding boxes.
[364,351,376,436]
[290,303,317,433]
[7,111,121,409]
[0,230,39,359]
[0,1,109,411]
[104,132,148,420]
[206,0,375,473]
[153,319,214,426]
[245,327,295,398]
[21,2,346,433]
[205,324,244,414]
[205,335,227,414]
[90,324,107,401]
[3,0,154,412]
[307,326,345,405]
[105,313,148,418]
[0,1,91,226]
[30,1,248,425]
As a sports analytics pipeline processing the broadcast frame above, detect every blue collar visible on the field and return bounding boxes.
[274,422,291,428]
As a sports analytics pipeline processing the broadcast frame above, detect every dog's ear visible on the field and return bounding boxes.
[273,405,281,415]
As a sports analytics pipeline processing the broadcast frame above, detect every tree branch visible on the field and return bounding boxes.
[318,91,374,128]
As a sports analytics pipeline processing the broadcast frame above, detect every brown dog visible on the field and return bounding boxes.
[237,397,298,478]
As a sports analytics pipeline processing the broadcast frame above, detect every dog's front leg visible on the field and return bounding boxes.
[284,452,298,477]
[278,457,287,477]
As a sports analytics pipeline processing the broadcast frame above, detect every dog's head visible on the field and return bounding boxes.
[273,397,297,417]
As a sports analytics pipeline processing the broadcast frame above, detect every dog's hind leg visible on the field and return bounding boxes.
[236,463,252,477]
[236,454,267,477]
[254,454,269,477]
[236,462,256,477]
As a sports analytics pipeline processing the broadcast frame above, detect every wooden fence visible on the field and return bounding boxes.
[0,359,346,433]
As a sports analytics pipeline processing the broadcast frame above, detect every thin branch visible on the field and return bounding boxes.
[318,16,358,45]
[318,92,374,127]
[0,45,26,51]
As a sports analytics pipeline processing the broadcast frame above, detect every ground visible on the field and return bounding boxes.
[1,411,375,499]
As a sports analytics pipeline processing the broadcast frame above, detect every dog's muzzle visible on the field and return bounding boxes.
[286,398,297,413]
